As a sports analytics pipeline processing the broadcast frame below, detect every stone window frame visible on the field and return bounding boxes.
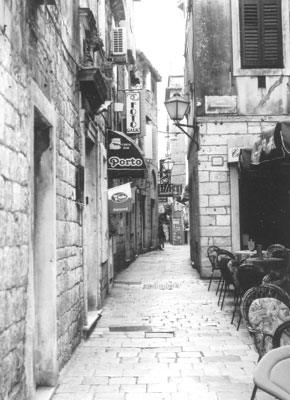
[231,0,290,76]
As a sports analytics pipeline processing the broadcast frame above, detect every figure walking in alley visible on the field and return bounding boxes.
[158,221,165,250]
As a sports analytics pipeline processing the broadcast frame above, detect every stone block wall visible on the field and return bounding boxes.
[30,3,83,372]
[198,120,244,276]
[0,1,32,397]
[197,118,284,277]
[0,1,84,397]
[199,121,232,275]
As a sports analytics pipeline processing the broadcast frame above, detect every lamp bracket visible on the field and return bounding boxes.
[174,122,199,151]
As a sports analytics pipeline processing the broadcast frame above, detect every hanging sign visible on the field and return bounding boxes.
[158,183,173,197]
[108,183,133,213]
[126,91,141,134]
[107,130,147,178]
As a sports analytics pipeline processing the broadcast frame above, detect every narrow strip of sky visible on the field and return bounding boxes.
[134,0,185,83]
[134,0,185,156]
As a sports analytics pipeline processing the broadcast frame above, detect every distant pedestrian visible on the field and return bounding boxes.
[158,222,165,250]
[163,223,169,241]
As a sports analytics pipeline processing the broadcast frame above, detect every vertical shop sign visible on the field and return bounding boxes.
[126,91,141,134]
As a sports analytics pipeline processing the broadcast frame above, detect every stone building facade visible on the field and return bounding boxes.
[1,2,85,398]
[109,50,161,273]
[0,0,160,399]
[164,75,188,245]
[183,0,290,276]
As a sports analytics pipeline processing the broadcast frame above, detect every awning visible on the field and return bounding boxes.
[239,121,290,171]
[251,122,290,165]
[107,130,147,178]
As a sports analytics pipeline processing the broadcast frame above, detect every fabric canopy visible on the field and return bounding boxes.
[239,121,290,171]
[251,121,290,165]
[107,130,147,178]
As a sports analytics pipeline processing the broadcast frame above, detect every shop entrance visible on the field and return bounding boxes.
[239,160,290,249]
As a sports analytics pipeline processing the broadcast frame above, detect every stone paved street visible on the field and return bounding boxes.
[51,244,273,400]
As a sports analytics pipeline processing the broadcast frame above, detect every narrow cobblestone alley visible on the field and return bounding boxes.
[51,244,272,400]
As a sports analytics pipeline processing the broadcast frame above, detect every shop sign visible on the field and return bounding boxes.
[228,147,240,163]
[107,130,147,178]
[108,183,132,213]
[126,91,141,134]
[158,183,173,197]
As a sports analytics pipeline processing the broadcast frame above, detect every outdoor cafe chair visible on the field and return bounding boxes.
[240,284,290,335]
[252,321,290,400]
[248,294,290,359]
[231,263,265,329]
[263,275,290,296]
[273,319,290,348]
[241,286,290,400]
[216,249,235,309]
[253,345,290,400]
[267,243,286,257]
[207,245,220,292]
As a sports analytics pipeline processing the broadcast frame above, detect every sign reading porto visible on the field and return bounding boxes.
[125,91,141,134]
[107,130,147,178]
[108,183,133,214]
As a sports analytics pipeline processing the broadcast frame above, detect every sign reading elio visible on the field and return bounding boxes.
[108,182,133,213]
[107,130,147,178]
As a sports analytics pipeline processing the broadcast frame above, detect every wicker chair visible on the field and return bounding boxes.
[267,244,289,275]
[267,243,286,257]
[253,321,290,400]
[207,246,220,292]
[215,249,235,309]
[240,284,290,400]
[240,283,290,333]
[231,263,265,329]
[273,320,290,348]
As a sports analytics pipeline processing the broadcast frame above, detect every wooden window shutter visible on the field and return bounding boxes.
[240,0,283,68]
[240,0,260,68]
[261,0,283,67]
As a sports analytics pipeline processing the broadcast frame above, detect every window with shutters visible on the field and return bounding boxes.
[239,0,283,68]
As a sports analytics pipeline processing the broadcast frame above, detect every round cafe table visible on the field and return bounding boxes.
[245,257,285,274]
[234,250,256,262]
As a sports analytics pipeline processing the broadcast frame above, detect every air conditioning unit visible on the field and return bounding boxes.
[112,27,127,55]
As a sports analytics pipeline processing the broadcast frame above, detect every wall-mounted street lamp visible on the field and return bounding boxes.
[164,93,199,150]
[162,158,175,172]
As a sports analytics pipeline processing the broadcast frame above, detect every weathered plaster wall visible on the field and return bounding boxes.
[236,76,290,115]
[194,0,233,114]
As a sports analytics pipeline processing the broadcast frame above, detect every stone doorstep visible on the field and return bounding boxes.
[82,310,103,339]
[35,387,56,400]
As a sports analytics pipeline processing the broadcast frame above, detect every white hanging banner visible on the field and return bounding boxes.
[125,90,141,134]
[108,183,133,213]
